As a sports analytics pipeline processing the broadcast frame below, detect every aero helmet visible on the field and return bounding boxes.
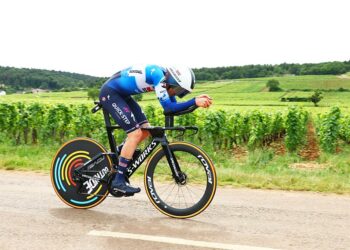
[166,66,195,98]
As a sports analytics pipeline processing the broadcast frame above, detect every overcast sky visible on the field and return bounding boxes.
[0,0,349,77]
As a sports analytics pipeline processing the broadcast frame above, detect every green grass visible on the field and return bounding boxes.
[212,146,350,194]
[0,143,58,172]
[0,142,349,194]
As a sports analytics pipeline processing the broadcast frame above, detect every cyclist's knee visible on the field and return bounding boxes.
[127,129,143,143]
[140,123,151,139]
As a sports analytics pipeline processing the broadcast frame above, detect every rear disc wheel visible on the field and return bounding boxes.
[50,137,112,209]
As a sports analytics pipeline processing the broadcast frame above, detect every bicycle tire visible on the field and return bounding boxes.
[144,142,217,218]
[50,137,113,209]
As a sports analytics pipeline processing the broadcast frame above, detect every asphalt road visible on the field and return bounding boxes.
[0,170,349,250]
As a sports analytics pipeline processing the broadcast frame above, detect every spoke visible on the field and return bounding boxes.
[186,183,206,192]
[173,185,179,207]
[157,182,174,197]
[180,186,188,208]
[163,183,176,204]
[185,185,196,204]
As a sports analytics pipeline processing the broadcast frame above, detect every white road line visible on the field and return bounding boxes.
[88,230,280,250]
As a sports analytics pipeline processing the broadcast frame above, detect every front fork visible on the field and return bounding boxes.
[161,141,187,184]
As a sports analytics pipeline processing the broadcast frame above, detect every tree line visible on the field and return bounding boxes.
[193,61,350,81]
[0,60,349,93]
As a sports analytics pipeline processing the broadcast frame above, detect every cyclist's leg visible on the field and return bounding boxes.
[124,95,151,141]
[113,95,149,156]
[99,86,141,195]
[99,86,141,136]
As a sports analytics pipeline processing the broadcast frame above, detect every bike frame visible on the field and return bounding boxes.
[75,107,186,184]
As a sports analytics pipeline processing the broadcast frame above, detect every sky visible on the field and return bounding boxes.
[0,0,349,77]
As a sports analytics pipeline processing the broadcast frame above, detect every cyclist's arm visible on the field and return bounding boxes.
[147,65,196,113]
[154,83,196,113]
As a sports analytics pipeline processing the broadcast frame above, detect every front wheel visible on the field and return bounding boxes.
[144,142,217,218]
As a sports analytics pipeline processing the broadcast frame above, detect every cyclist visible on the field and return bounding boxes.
[99,65,212,196]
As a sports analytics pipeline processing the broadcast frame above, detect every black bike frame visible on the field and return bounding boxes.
[76,107,185,183]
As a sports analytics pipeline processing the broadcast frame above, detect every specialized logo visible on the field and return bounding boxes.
[112,103,130,124]
[197,155,213,184]
[130,112,136,123]
[128,141,157,174]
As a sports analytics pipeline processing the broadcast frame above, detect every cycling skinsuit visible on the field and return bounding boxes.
[99,64,196,133]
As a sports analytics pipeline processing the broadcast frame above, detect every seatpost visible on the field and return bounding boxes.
[103,109,118,164]
[165,115,174,127]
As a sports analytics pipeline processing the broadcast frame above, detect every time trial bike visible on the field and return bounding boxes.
[50,102,217,219]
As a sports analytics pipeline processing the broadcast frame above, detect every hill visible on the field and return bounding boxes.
[1,60,350,93]
[0,66,107,93]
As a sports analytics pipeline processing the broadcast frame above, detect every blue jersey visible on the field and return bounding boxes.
[106,65,196,113]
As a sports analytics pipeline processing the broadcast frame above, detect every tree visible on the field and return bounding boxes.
[310,90,323,107]
[87,88,99,101]
[266,79,281,92]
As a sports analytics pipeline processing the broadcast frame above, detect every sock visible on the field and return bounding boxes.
[115,156,131,184]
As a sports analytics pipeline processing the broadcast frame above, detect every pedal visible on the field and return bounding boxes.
[107,173,132,198]
[109,189,125,198]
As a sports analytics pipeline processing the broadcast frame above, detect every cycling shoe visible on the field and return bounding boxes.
[111,181,141,197]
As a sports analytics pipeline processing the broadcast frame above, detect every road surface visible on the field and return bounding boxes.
[0,170,349,250]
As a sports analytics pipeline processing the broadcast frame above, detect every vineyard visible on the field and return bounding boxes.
[0,102,348,155]
[1,75,350,193]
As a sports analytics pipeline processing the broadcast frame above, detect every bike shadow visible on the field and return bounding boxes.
[49,207,221,231]
[49,208,131,225]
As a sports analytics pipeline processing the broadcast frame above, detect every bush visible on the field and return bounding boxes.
[310,90,323,107]
[318,107,341,153]
[133,94,143,102]
[285,107,308,152]
[87,88,99,101]
[266,79,282,92]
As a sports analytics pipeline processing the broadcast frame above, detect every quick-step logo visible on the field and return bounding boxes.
[112,103,130,124]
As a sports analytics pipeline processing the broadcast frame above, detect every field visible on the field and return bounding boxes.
[1,74,350,193]
[3,74,350,113]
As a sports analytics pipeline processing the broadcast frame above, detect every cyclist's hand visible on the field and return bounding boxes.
[197,94,212,100]
[197,94,212,107]
[195,97,212,108]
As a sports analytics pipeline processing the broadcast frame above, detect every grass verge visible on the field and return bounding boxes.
[0,142,349,194]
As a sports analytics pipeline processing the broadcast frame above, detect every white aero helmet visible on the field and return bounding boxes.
[166,66,196,98]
